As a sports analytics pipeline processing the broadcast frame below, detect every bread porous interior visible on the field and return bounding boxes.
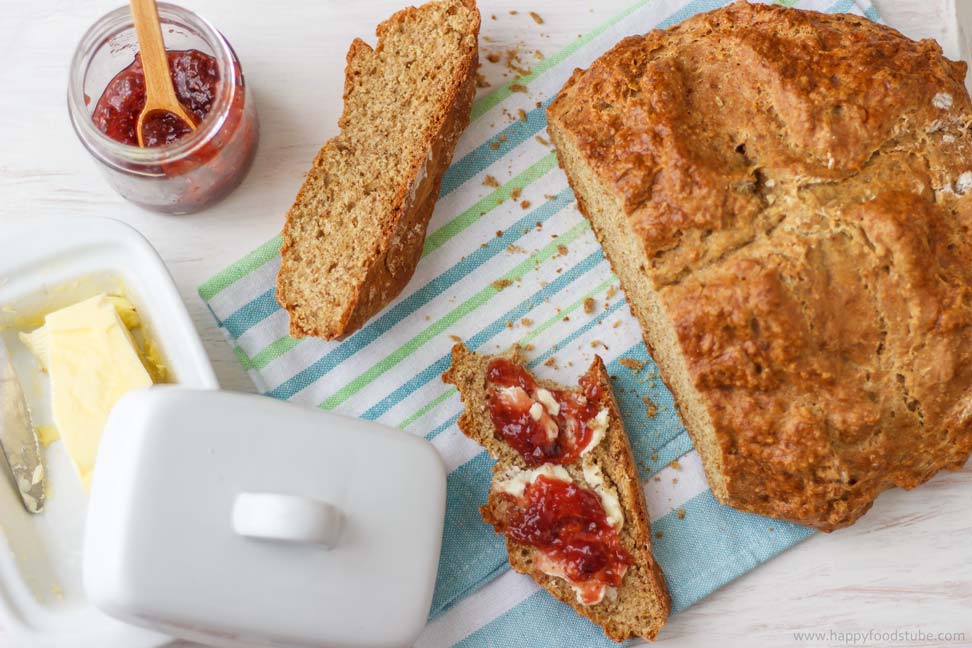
[278,1,477,335]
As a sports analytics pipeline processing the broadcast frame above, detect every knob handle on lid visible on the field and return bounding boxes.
[232,492,343,547]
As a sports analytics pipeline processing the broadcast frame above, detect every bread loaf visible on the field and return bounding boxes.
[547,0,972,531]
[442,343,671,642]
[277,0,479,339]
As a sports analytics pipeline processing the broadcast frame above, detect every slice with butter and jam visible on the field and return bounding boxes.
[442,343,671,642]
[19,293,164,489]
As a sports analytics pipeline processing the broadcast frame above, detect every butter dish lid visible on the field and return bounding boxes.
[83,387,446,648]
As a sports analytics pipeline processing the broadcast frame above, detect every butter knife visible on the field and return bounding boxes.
[0,338,45,513]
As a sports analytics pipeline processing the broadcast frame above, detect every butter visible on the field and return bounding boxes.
[20,294,154,489]
[534,388,560,416]
[35,425,59,448]
[581,459,624,531]
[528,401,544,421]
[496,385,557,443]
[534,551,614,606]
[492,464,571,499]
[580,407,609,456]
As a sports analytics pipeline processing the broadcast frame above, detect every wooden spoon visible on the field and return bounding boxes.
[129,0,196,147]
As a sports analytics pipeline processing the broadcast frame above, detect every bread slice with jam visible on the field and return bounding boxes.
[442,343,671,642]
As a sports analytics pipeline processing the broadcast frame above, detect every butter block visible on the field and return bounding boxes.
[21,294,153,489]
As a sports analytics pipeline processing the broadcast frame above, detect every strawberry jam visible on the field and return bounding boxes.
[92,49,219,147]
[499,475,631,604]
[486,359,604,466]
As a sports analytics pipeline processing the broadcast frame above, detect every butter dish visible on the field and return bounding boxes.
[84,387,447,648]
[0,216,217,648]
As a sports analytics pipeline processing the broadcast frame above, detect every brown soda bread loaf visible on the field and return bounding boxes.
[546,0,972,531]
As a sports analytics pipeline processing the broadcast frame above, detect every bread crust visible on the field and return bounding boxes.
[547,0,972,531]
[277,0,480,340]
[442,343,671,642]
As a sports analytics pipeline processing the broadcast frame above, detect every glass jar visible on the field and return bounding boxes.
[68,3,258,214]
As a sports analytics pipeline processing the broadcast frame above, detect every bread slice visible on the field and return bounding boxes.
[442,343,671,642]
[277,0,480,339]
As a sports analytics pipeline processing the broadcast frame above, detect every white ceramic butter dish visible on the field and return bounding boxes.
[0,216,217,648]
[84,387,447,648]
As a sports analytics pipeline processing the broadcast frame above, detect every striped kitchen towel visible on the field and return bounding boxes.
[199,0,879,644]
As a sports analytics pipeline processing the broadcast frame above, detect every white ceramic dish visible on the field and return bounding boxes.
[0,216,217,648]
[85,388,446,648]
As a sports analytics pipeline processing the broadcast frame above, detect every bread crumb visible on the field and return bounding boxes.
[612,320,622,329]
[583,297,597,314]
[521,318,533,326]
[475,73,490,88]
[643,396,658,417]
[524,343,535,351]
[529,11,544,25]
[535,135,550,146]
[670,459,682,471]
[557,244,568,256]
[449,334,463,343]
[619,357,644,371]
[509,9,518,15]
[650,453,659,462]
[486,52,501,63]
[520,200,531,209]
[492,278,512,291]
[490,141,500,150]
[534,49,545,61]
[655,531,664,539]
[676,508,686,520]
[590,340,606,349]
[606,285,618,300]
[511,187,522,200]
[544,357,556,367]
[483,175,499,187]
[511,83,527,93]
[495,230,503,237]
[517,108,528,122]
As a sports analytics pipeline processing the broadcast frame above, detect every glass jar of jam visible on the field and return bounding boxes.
[68,3,258,214]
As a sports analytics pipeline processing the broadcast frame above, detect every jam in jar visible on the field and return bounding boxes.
[92,49,219,147]
[69,4,258,214]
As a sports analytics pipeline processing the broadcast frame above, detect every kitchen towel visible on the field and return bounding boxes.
[199,0,880,645]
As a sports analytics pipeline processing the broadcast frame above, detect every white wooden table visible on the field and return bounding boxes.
[1,1,970,646]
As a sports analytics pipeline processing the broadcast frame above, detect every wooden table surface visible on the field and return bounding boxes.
[1,1,970,646]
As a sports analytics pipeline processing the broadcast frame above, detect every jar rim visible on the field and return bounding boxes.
[67,2,238,167]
